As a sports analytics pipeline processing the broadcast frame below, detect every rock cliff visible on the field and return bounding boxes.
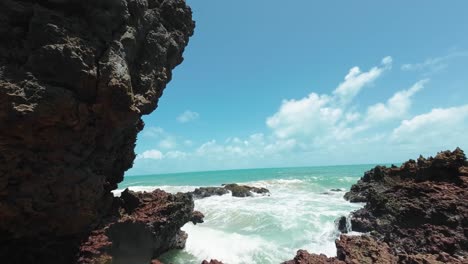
[284,148,468,264]
[0,0,194,263]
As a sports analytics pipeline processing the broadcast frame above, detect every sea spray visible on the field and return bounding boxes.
[117,165,374,263]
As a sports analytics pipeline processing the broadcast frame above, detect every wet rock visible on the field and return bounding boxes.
[344,148,468,259]
[202,260,224,264]
[0,0,194,262]
[191,187,229,198]
[335,216,348,233]
[285,148,468,264]
[188,184,270,198]
[223,183,270,197]
[191,210,205,224]
[78,189,197,264]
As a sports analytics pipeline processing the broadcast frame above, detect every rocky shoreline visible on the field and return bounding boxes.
[1,0,467,263]
[283,148,468,264]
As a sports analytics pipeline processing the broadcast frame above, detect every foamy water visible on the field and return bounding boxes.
[115,166,374,263]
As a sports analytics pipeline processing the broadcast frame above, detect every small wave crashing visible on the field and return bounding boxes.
[116,176,363,263]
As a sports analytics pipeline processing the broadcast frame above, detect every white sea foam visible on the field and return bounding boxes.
[172,178,363,263]
[112,185,198,196]
[116,177,364,264]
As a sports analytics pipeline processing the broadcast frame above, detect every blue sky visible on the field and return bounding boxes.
[128,0,468,175]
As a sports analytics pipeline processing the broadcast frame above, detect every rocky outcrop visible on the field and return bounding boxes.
[190,187,230,198]
[345,148,467,261]
[223,183,270,197]
[284,235,397,264]
[189,184,270,198]
[284,148,468,263]
[78,189,203,264]
[201,260,224,264]
[0,0,194,263]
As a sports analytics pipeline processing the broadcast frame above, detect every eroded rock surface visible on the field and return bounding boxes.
[78,189,203,264]
[0,0,194,263]
[345,148,468,260]
[284,235,396,264]
[284,148,468,264]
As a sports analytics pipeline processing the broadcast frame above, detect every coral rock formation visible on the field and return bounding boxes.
[0,0,194,263]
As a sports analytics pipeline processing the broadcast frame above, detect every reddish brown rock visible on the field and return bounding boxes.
[345,148,468,259]
[285,148,468,264]
[283,236,396,264]
[78,189,202,264]
[0,0,194,263]
[282,249,344,264]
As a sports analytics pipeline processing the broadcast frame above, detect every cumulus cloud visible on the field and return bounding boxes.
[129,56,466,174]
[177,110,200,123]
[391,105,468,145]
[266,93,341,139]
[365,79,428,123]
[266,57,396,143]
[333,56,392,105]
[137,149,163,160]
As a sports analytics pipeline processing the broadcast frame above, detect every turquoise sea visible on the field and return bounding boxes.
[116,165,382,264]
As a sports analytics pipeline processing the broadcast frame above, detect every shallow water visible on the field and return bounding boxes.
[116,165,378,263]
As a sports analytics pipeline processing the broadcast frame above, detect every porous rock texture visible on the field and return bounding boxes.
[78,189,204,264]
[283,235,397,264]
[284,148,468,264]
[0,0,194,263]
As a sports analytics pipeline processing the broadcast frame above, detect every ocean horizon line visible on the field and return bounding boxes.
[125,161,400,178]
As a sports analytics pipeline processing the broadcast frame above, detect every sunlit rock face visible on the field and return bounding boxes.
[283,148,468,264]
[0,0,194,262]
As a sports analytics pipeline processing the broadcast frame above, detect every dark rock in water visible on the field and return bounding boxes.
[188,184,270,198]
[284,148,468,263]
[223,183,270,197]
[335,216,348,233]
[191,210,205,224]
[330,188,343,192]
[0,0,194,263]
[191,187,229,198]
[202,260,224,264]
[78,189,199,264]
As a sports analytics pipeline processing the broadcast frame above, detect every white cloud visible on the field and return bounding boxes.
[365,79,428,123]
[266,57,395,143]
[391,105,468,145]
[165,150,188,159]
[333,56,392,104]
[177,110,200,123]
[401,51,468,73]
[158,137,177,149]
[137,149,163,160]
[128,56,467,175]
[266,93,342,139]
